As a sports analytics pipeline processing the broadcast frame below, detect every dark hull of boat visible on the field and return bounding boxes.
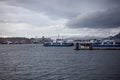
[43,43,73,47]
[92,44,120,47]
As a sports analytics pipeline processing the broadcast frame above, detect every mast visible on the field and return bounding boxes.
[62,36,63,40]
[58,34,60,39]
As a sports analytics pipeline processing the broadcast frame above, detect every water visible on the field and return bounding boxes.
[0,44,120,80]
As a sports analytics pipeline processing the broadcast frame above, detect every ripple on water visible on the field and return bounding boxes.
[0,44,120,80]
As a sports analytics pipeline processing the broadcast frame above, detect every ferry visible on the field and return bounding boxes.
[43,39,73,47]
[92,40,120,49]
[73,40,120,50]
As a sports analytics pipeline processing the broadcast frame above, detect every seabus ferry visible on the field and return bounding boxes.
[74,40,120,50]
[91,40,120,50]
[43,39,73,47]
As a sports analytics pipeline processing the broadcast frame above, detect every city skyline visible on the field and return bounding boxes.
[0,0,120,38]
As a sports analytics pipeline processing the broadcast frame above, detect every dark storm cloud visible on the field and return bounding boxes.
[66,0,120,29]
[67,8,120,28]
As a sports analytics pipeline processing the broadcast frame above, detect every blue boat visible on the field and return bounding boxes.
[43,38,73,47]
[73,40,120,50]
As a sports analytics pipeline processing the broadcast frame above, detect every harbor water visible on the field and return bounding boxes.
[0,44,120,80]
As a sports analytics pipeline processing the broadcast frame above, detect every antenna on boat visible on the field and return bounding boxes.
[62,36,63,40]
[58,34,60,39]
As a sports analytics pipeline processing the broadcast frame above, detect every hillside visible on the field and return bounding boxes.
[112,32,120,39]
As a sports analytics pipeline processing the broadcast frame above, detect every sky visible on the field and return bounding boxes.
[0,0,120,38]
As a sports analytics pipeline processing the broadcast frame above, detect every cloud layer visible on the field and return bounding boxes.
[3,0,120,29]
[0,0,120,37]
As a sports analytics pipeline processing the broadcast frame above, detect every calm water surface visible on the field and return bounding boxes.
[0,44,120,80]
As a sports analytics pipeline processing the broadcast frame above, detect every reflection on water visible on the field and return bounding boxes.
[0,44,120,80]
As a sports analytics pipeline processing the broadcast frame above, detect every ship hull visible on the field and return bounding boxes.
[43,43,73,47]
[92,44,120,47]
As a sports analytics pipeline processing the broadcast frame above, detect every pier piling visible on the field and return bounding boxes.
[74,43,80,50]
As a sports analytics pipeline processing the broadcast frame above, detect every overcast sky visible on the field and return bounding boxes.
[0,0,120,38]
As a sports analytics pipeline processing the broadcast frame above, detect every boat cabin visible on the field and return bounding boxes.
[101,40,115,45]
